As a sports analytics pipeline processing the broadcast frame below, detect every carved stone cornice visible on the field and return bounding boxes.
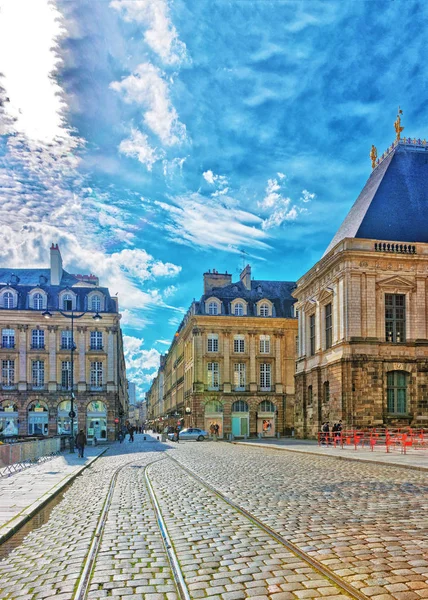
[18,325,29,332]
[47,325,58,333]
[77,326,87,333]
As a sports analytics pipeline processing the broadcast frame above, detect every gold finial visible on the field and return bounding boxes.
[370,144,377,169]
[394,106,404,141]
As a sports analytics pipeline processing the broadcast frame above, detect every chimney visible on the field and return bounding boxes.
[50,243,63,286]
[240,264,251,290]
[203,269,232,294]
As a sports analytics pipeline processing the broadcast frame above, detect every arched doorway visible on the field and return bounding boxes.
[28,401,49,436]
[204,400,224,438]
[0,401,19,437]
[57,400,78,436]
[87,401,107,441]
[257,399,276,437]
[231,399,249,437]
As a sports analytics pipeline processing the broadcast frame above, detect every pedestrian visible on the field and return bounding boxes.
[175,427,180,443]
[336,420,343,442]
[118,430,124,443]
[323,421,330,445]
[128,426,134,442]
[76,429,86,458]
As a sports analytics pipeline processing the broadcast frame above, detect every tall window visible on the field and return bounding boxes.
[207,362,219,390]
[307,385,313,406]
[260,303,270,317]
[323,381,330,403]
[260,363,271,390]
[61,330,73,350]
[207,334,218,353]
[260,335,270,353]
[325,303,332,349]
[233,335,245,353]
[61,361,71,390]
[2,360,15,388]
[234,363,246,390]
[90,331,103,350]
[385,294,406,342]
[33,293,43,310]
[32,360,45,388]
[31,329,45,349]
[387,371,408,414]
[3,292,13,309]
[91,295,101,312]
[234,302,244,316]
[309,314,316,356]
[63,294,73,311]
[208,302,219,315]
[90,361,103,389]
[2,329,15,349]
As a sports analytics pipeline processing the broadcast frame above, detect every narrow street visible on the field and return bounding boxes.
[0,435,427,600]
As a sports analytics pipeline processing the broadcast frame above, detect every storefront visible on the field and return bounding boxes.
[231,399,249,437]
[86,400,107,441]
[0,401,19,436]
[257,400,276,437]
[57,400,78,436]
[204,400,224,438]
[28,401,49,436]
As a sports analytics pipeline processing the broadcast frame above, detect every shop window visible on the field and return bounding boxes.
[28,401,48,435]
[0,401,19,436]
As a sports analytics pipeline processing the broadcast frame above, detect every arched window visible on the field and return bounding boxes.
[231,400,249,412]
[57,400,78,435]
[204,401,223,413]
[323,381,330,403]
[0,401,19,436]
[28,401,49,436]
[33,293,43,310]
[87,400,107,440]
[259,303,270,317]
[63,294,73,311]
[91,295,101,312]
[387,371,408,414]
[258,400,275,413]
[234,302,244,316]
[3,292,14,309]
[208,301,218,315]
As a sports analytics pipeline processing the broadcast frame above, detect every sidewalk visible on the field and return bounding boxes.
[0,445,107,544]
[233,438,428,471]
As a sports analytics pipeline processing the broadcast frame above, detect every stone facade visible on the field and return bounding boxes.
[0,245,128,441]
[147,266,297,437]
[293,237,428,437]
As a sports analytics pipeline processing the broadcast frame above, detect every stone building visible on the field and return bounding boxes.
[0,244,128,441]
[293,135,428,437]
[147,266,297,437]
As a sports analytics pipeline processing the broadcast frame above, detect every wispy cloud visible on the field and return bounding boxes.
[258,176,315,231]
[123,334,161,393]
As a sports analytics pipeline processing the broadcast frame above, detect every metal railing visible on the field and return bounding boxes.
[0,436,68,477]
[318,428,428,454]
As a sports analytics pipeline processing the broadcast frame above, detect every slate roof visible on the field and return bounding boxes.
[324,142,428,256]
[0,268,117,313]
[195,279,296,318]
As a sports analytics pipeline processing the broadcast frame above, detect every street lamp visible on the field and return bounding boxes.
[42,308,102,453]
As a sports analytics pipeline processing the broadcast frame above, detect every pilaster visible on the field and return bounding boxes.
[48,325,58,391]
[18,325,28,391]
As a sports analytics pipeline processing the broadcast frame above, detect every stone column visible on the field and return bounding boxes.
[192,328,204,392]
[338,278,345,340]
[300,308,306,356]
[315,301,322,352]
[366,274,377,338]
[77,326,87,392]
[249,332,257,392]
[107,327,115,390]
[348,273,362,338]
[48,325,58,391]
[275,333,283,393]
[18,325,28,391]
[222,332,231,393]
[416,277,426,340]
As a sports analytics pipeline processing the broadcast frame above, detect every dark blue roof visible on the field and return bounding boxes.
[324,143,428,255]
[197,279,296,318]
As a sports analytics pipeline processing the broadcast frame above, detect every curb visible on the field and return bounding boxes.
[0,447,109,546]
[232,442,428,472]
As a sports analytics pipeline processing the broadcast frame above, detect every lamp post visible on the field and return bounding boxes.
[185,406,192,427]
[42,308,102,453]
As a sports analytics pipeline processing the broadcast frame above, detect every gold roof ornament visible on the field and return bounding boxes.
[394,106,404,140]
[370,144,377,169]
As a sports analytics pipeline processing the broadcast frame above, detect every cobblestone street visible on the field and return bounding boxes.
[0,436,427,600]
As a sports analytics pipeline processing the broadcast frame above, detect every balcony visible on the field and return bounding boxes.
[0,343,15,350]
[374,242,416,254]
[1,383,16,390]
[30,344,45,350]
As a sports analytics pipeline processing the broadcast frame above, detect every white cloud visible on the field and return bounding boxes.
[110,0,187,65]
[301,189,316,203]
[0,0,69,143]
[123,335,161,394]
[111,62,186,146]
[277,172,286,180]
[203,170,215,184]
[259,177,313,230]
[118,128,164,171]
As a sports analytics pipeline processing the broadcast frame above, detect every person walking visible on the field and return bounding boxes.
[175,427,180,443]
[128,426,134,442]
[76,429,87,458]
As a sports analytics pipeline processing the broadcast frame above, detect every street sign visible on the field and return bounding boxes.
[114,418,120,424]
[69,410,76,419]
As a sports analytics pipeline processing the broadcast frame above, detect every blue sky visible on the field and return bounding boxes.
[1,0,427,399]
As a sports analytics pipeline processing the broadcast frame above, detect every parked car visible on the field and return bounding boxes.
[167,428,208,441]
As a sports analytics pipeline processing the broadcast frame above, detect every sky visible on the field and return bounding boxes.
[1,0,427,400]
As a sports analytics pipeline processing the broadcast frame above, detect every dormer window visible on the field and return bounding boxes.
[234,302,244,316]
[208,301,219,315]
[33,293,44,310]
[259,303,270,317]
[91,294,101,312]
[3,292,14,309]
[63,294,73,311]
